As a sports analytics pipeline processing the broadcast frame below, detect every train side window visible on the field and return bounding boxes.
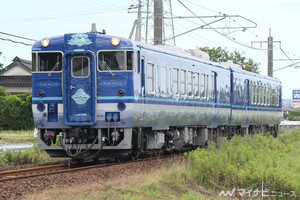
[256,85,260,104]
[72,56,89,78]
[234,78,238,103]
[252,85,256,104]
[168,68,172,95]
[38,52,62,72]
[146,63,155,93]
[276,87,279,106]
[211,73,216,99]
[271,88,275,106]
[187,71,193,97]
[194,73,200,98]
[173,68,179,96]
[200,74,206,98]
[251,85,254,104]
[263,87,266,105]
[155,66,159,94]
[260,86,263,105]
[267,87,270,106]
[181,70,186,96]
[126,51,133,71]
[206,74,209,99]
[160,67,167,94]
[244,80,249,104]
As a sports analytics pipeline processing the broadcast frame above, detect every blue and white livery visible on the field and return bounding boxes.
[31,29,282,160]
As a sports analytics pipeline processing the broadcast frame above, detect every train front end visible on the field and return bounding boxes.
[32,32,138,159]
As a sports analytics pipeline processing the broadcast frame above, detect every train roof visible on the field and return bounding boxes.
[32,32,281,84]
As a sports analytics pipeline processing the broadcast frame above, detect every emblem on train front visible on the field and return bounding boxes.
[71,89,90,105]
[67,33,92,47]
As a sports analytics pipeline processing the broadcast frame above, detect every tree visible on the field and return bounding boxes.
[199,47,260,73]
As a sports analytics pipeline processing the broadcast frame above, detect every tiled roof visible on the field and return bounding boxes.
[18,57,32,70]
[0,76,32,87]
[0,56,32,75]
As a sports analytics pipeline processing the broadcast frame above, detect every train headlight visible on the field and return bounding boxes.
[111,37,120,46]
[118,89,125,96]
[41,38,50,47]
[38,90,44,97]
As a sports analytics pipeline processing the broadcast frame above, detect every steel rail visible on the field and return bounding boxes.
[0,154,180,182]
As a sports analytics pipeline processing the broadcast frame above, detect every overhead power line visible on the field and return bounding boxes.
[0,32,36,41]
[0,37,32,46]
[177,0,264,51]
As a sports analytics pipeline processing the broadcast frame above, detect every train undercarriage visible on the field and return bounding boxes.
[38,124,279,161]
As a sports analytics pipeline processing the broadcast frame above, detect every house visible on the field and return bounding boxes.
[0,56,32,94]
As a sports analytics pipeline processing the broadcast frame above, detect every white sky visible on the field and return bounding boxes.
[0,0,299,99]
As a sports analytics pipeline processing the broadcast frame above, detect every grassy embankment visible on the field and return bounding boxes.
[24,129,300,199]
[0,130,35,144]
[0,130,61,166]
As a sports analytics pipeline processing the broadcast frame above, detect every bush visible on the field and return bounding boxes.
[188,131,300,195]
[0,86,34,130]
[0,144,51,166]
[288,111,300,121]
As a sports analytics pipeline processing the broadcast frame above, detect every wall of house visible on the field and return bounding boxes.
[1,65,31,76]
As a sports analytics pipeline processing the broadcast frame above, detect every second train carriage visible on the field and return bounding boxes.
[31,30,282,159]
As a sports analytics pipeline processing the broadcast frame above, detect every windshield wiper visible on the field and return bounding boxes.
[103,60,115,76]
[48,56,60,77]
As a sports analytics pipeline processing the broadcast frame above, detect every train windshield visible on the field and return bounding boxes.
[32,52,62,72]
[98,51,133,71]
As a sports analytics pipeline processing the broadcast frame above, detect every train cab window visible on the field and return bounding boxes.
[146,63,155,93]
[32,53,36,71]
[72,56,89,77]
[181,70,186,96]
[173,68,179,96]
[37,52,62,72]
[98,51,133,71]
[187,71,193,97]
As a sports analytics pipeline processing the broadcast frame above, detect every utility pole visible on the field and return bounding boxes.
[153,0,163,45]
[251,28,280,77]
[135,0,142,42]
[268,28,273,77]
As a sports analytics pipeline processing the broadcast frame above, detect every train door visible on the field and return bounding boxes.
[63,52,96,126]
[140,56,146,120]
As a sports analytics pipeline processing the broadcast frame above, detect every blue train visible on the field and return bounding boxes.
[32,28,282,160]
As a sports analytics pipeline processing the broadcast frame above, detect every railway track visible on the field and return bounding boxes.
[0,154,179,182]
[0,160,120,182]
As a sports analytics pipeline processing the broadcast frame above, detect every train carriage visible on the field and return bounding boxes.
[32,28,281,160]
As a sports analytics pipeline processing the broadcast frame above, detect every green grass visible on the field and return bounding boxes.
[0,130,35,144]
[0,144,56,166]
[188,130,300,197]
